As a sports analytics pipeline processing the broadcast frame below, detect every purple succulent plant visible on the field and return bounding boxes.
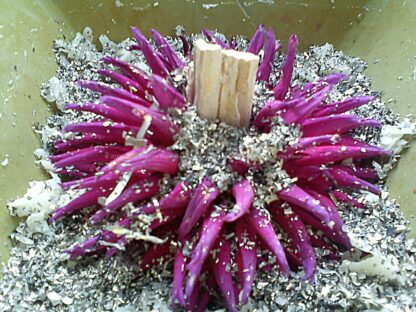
[49,25,391,311]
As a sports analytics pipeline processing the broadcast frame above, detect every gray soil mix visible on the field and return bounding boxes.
[0,28,415,311]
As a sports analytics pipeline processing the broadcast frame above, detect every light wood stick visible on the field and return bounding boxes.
[219,50,259,127]
[193,39,223,121]
[192,40,259,127]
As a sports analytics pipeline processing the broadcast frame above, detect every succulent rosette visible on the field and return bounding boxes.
[49,25,391,311]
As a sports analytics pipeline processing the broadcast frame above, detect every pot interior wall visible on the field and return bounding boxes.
[1,0,414,264]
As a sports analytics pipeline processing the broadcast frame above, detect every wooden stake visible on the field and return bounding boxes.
[192,40,259,127]
[193,39,223,121]
[219,50,259,127]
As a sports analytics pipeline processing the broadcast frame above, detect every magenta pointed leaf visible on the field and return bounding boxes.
[273,34,298,100]
[306,190,352,249]
[100,95,178,146]
[54,133,128,153]
[67,235,100,259]
[185,210,226,299]
[101,56,151,89]
[61,171,117,190]
[131,27,169,77]
[119,148,179,176]
[334,135,378,149]
[313,95,375,117]
[235,219,257,305]
[64,121,137,137]
[150,29,186,69]
[284,165,321,185]
[301,115,381,137]
[271,202,316,281]
[90,175,160,224]
[172,249,187,306]
[335,166,379,182]
[212,235,237,312]
[52,146,131,169]
[277,185,331,224]
[178,34,191,58]
[292,145,392,166]
[77,80,151,107]
[281,85,332,124]
[257,27,279,82]
[150,74,186,109]
[332,190,365,208]
[65,102,139,124]
[286,134,339,153]
[178,178,220,239]
[327,167,381,195]
[202,29,229,48]
[100,147,147,174]
[97,69,145,97]
[247,24,265,54]
[225,179,254,222]
[50,186,113,222]
[289,189,351,249]
[292,73,348,99]
[246,208,290,275]
[254,98,300,131]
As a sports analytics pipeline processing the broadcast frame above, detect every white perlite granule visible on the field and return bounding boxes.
[0,28,415,311]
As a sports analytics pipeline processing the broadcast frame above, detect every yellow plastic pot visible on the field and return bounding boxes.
[0,0,415,265]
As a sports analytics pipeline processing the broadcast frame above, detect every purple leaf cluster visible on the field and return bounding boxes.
[48,25,392,311]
